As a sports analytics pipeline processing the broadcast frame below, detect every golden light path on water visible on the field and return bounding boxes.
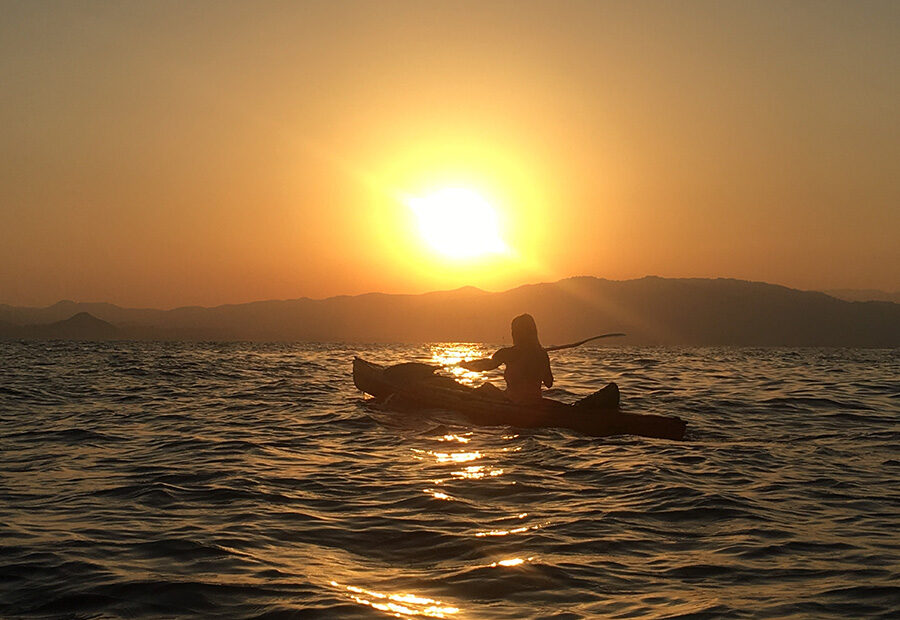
[426,345,537,553]
[438,433,471,443]
[330,581,461,618]
[333,343,541,618]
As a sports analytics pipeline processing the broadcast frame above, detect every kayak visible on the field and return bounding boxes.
[353,357,686,440]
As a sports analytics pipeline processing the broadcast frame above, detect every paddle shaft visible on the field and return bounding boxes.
[544,332,626,352]
[456,333,626,370]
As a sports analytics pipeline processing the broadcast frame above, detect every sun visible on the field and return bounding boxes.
[404,187,508,259]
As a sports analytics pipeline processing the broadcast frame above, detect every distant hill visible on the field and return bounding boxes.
[2,277,899,346]
[0,312,120,340]
[823,289,900,304]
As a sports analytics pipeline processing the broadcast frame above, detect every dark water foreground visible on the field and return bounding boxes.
[1,342,898,619]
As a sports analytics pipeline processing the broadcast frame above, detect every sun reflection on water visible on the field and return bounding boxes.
[433,451,482,463]
[429,343,487,366]
[438,433,471,444]
[490,557,533,567]
[428,344,491,386]
[330,581,460,618]
[424,488,452,500]
[412,449,504,479]
[411,449,485,465]
[452,465,504,479]
[475,525,530,537]
[474,513,538,537]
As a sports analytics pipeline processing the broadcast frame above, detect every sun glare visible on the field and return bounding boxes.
[404,187,508,259]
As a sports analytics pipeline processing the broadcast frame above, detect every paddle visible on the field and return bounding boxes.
[456,332,626,371]
[544,332,626,351]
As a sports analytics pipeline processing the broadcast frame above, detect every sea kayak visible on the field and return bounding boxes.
[353,357,686,440]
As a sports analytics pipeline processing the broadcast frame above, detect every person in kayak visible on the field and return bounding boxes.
[460,313,553,404]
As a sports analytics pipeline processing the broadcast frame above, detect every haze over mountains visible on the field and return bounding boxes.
[1,277,898,347]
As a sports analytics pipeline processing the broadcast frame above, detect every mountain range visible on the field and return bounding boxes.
[1,276,898,346]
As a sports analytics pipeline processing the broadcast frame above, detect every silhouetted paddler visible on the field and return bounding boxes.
[461,313,553,404]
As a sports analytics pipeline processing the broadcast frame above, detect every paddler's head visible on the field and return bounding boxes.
[511,313,540,347]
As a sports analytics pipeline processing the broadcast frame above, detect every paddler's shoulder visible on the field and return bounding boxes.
[492,346,516,361]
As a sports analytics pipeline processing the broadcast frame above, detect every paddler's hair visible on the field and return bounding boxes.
[511,313,541,348]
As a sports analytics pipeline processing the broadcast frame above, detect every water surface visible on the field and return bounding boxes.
[1,342,898,618]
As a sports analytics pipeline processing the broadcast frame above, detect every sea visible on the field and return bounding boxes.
[1,341,898,619]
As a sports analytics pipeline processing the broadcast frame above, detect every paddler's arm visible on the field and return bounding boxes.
[460,348,509,372]
[459,358,502,372]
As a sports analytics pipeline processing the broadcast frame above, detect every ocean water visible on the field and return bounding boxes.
[1,341,898,619]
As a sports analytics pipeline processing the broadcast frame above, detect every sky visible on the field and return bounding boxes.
[1,0,898,308]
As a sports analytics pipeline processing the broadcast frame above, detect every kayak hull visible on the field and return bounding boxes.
[352,357,686,441]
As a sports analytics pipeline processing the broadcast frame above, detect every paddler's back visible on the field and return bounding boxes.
[493,345,553,403]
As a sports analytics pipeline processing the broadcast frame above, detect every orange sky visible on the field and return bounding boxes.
[1,1,898,308]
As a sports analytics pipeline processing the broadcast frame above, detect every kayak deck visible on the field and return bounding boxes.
[352,357,686,441]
